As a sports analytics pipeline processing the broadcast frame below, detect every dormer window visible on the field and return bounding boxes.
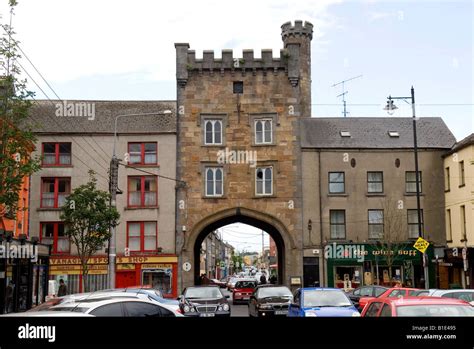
[340,131,351,137]
[388,131,400,137]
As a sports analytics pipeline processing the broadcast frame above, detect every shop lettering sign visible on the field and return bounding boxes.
[50,257,108,265]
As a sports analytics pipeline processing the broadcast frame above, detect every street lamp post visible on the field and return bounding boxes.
[108,111,171,289]
[384,87,430,289]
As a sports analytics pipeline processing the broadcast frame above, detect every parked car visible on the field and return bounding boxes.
[209,279,227,288]
[248,284,293,317]
[362,296,474,317]
[28,288,179,312]
[40,297,183,317]
[178,285,230,317]
[232,280,258,304]
[429,289,474,305]
[345,286,387,308]
[287,288,360,317]
[227,277,240,290]
[410,289,438,297]
[358,287,420,311]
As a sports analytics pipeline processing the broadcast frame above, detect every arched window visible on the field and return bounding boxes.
[256,166,273,195]
[204,120,223,145]
[255,119,272,144]
[205,168,224,197]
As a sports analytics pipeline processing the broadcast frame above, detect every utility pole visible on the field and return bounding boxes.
[384,87,430,289]
[108,155,119,289]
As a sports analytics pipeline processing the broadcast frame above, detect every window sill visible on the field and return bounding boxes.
[37,208,62,212]
[459,184,466,188]
[404,193,425,196]
[446,240,453,243]
[202,196,227,200]
[251,143,277,147]
[126,164,160,168]
[41,165,73,168]
[253,194,277,199]
[328,193,348,197]
[201,144,226,148]
[124,206,159,210]
[366,193,385,197]
[445,189,450,193]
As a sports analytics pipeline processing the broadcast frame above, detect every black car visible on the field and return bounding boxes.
[179,285,231,317]
[248,284,293,317]
[346,285,387,309]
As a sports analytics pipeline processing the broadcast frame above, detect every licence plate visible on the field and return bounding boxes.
[275,310,288,315]
[243,297,250,300]
[200,313,215,317]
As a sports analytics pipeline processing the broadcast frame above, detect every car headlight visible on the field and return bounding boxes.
[258,304,272,309]
[183,305,190,313]
[235,293,241,296]
[190,307,195,312]
[217,306,223,311]
[305,310,318,317]
[222,304,230,311]
[352,312,361,317]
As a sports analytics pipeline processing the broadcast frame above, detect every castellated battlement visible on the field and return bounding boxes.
[175,20,313,88]
[281,20,314,40]
[186,48,288,72]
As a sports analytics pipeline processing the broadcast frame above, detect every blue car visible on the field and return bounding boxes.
[287,287,360,317]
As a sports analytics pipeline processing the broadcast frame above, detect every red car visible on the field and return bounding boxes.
[358,287,420,311]
[232,280,258,304]
[361,296,474,317]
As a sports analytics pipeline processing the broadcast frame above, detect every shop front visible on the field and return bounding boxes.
[325,243,435,290]
[116,255,178,298]
[443,247,473,289]
[49,255,179,298]
[0,238,50,313]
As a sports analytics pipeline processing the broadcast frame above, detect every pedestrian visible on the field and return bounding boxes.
[269,274,277,285]
[5,281,13,313]
[57,279,67,297]
[260,274,267,285]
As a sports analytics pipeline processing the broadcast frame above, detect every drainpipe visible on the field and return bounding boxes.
[318,150,325,286]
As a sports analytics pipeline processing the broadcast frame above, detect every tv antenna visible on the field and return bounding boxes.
[332,75,363,117]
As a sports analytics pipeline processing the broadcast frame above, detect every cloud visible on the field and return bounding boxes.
[0,0,343,89]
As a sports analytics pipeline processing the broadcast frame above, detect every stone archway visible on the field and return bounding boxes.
[179,207,299,290]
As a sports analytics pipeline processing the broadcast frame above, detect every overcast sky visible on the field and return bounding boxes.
[0,0,471,141]
[1,0,471,250]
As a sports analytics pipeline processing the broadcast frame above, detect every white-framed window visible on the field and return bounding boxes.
[255,119,273,144]
[368,210,384,239]
[256,167,273,196]
[204,120,223,145]
[205,167,223,197]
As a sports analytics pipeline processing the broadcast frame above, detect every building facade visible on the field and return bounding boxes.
[175,20,313,290]
[443,133,474,289]
[301,117,456,289]
[27,100,179,297]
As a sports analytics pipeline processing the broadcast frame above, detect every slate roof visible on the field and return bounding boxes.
[444,133,474,156]
[25,100,176,134]
[301,117,456,149]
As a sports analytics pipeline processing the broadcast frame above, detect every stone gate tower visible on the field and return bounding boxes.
[175,20,313,290]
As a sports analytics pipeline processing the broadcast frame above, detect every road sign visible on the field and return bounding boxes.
[413,237,430,254]
[182,262,191,272]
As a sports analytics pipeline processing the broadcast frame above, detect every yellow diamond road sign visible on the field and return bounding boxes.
[413,237,430,254]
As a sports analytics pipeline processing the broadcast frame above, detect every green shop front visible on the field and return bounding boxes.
[325,243,435,289]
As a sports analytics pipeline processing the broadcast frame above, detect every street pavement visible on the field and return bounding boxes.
[222,289,249,317]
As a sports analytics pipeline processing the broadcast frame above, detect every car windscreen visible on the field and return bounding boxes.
[257,287,292,299]
[235,281,257,289]
[303,290,352,307]
[185,287,223,299]
[396,305,474,317]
